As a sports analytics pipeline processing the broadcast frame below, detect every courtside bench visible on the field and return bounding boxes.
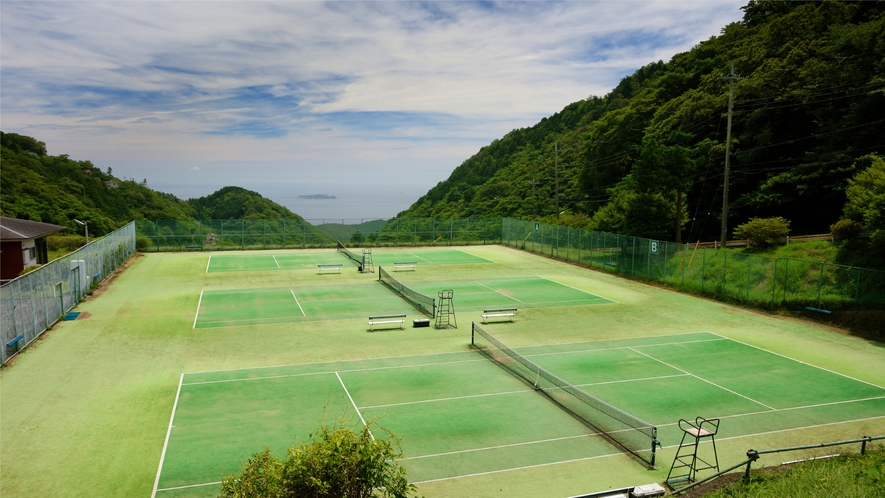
[482,308,517,323]
[393,261,417,271]
[317,264,342,274]
[368,314,406,331]
[5,334,24,355]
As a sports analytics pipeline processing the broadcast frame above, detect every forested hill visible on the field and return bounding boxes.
[397,1,885,243]
[1,132,312,237]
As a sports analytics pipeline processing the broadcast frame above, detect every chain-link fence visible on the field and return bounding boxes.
[503,218,885,310]
[135,217,503,250]
[1,222,136,365]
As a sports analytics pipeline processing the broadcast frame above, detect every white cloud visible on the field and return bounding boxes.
[1,0,746,213]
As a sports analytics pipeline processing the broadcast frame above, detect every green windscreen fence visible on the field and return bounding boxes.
[502,218,885,310]
[135,217,502,251]
[133,217,883,310]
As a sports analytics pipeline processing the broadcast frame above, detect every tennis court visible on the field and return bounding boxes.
[192,276,613,329]
[152,331,885,497]
[204,247,493,273]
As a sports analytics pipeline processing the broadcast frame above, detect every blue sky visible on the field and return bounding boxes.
[1,1,745,215]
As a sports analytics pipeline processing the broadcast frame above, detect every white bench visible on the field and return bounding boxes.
[393,261,417,271]
[317,264,342,274]
[368,314,406,331]
[482,308,517,324]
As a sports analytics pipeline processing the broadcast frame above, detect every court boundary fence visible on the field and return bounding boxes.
[1,222,136,365]
[121,217,885,312]
[502,218,885,311]
[135,217,501,251]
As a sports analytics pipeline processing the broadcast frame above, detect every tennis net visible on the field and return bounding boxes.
[471,322,659,466]
[337,240,364,266]
[378,266,436,317]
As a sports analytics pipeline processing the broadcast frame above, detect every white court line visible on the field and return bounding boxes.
[192,290,204,330]
[407,433,598,460]
[710,332,885,390]
[661,414,885,450]
[273,255,280,268]
[458,249,496,263]
[535,275,619,304]
[526,338,726,358]
[474,281,525,304]
[179,336,722,383]
[205,254,212,273]
[337,372,373,440]
[362,388,532,409]
[413,415,885,485]
[156,481,222,493]
[651,395,885,431]
[183,358,487,386]
[180,332,720,376]
[412,452,618,485]
[629,347,777,410]
[406,252,433,263]
[151,374,184,498]
[291,290,305,316]
[360,374,691,410]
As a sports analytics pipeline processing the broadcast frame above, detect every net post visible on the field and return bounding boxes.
[471,321,475,346]
[650,427,659,467]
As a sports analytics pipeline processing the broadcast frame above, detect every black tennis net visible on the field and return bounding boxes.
[378,266,435,317]
[471,322,659,466]
[336,240,364,266]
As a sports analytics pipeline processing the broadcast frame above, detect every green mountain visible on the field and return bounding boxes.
[397,0,885,243]
[0,132,318,238]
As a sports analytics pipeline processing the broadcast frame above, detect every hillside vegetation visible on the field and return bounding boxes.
[399,1,885,246]
[1,132,319,238]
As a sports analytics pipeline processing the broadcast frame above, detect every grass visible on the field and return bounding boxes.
[1,245,883,498]
[733,240,839,263]
[692,446,885,498]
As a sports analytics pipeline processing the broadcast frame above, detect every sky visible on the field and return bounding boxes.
[1,1,746,218]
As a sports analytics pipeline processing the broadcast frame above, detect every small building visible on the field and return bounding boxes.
[0,217,68,281]
[105,180,119,188]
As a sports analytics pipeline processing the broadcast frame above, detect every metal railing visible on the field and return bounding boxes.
[671,435,885,494]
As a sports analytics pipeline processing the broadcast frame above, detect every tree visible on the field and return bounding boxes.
[631,132,714,243]
[220,421,416,498]
[844,154,885,245]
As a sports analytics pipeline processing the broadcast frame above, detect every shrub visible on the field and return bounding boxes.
[135,236,152,251]
[47,234,85,252]
[733,217,790,249]
[19,265,40,277]
[829,218,864,242]
[220,421,416,498]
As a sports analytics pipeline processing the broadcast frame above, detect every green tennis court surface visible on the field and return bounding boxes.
[193,276,613,329]
[205,248,493,273]
[153,331,885,497]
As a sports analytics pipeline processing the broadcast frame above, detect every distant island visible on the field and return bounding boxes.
[297,194,337,200]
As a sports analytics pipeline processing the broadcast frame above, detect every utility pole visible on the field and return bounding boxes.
[555,142,560,217]
[720,62,739,248]
[554,142,569,217]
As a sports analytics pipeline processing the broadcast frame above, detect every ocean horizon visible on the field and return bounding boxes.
[150,182,430,224]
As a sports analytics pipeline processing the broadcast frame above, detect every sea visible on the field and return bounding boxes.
[153,182,429,225]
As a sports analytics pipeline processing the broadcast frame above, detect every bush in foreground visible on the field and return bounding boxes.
[220,421,416,498]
